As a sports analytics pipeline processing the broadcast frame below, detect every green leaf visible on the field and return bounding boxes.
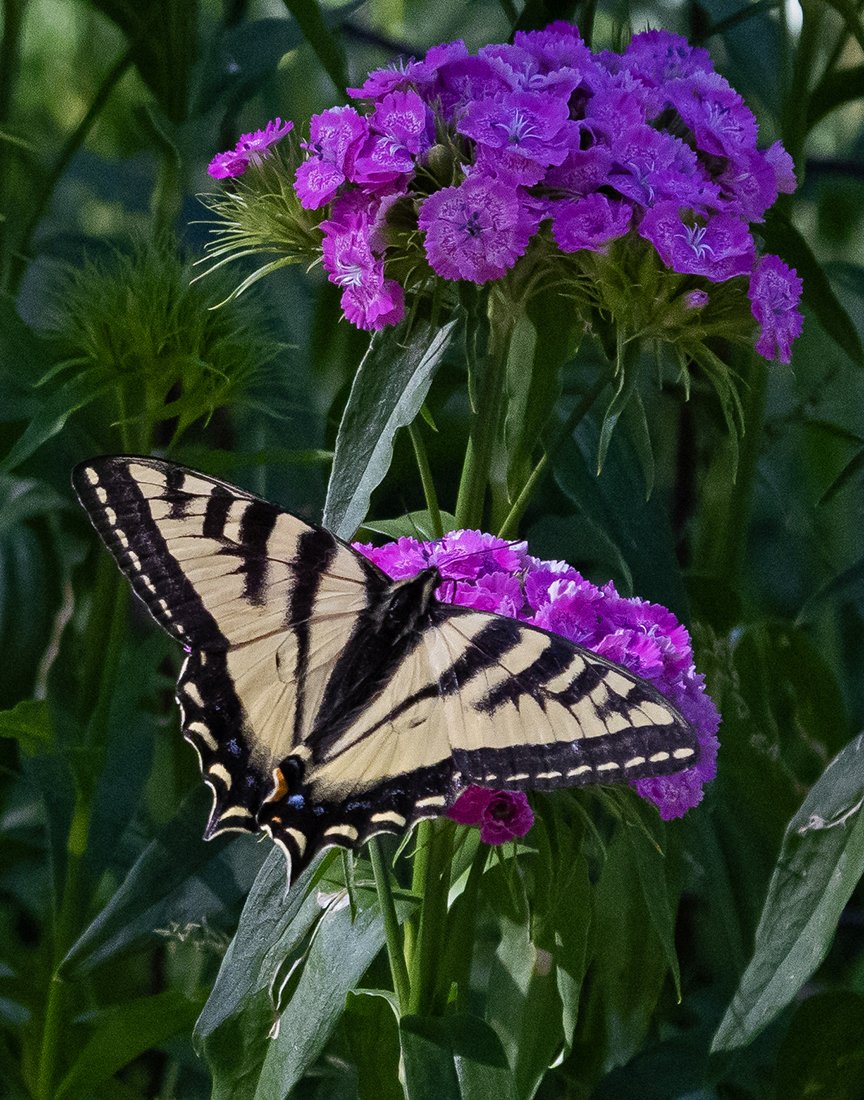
[796,552,864,623]
[1,366,115,473]
[772,991,864,1100]
[486,902,566,1098]
[808,63,864,128]
[196,18,304,111]
[817,445,864,505]
[0,698,53,755]
[55,990,203,1100]
[622,810,680,999]
[61,789,265,977]
[88,0,198,123]
[323,318,457,540]
[241,883,401,1100]
[712,733,864,1051]
[194,848,328,1098]
[551,422,687,614]
[400,1013,518,1100]
[344,991,403,1100]
[359,510,458,540]
[280,0,348,96]
[763,212,864,365]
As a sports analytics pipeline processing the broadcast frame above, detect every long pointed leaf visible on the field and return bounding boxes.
[323,319,457,539]
[712,733,864,1051]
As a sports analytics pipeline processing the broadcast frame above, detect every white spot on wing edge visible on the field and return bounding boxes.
[208,763,232,788]
[324,824,359,842]
[673,747,695,760]
[370,810,406,827]
[83,467,100,486]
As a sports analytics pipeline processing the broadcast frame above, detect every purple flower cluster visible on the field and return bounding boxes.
[207,24,803,358]
[353,530,720,824]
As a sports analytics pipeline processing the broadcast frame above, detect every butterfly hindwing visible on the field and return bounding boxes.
[74,456,700,884]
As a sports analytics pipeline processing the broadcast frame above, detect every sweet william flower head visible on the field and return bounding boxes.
[353,531,720,821]
[203,24,802,362]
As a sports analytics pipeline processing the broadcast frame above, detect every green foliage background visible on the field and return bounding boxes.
[2,0,864,1097]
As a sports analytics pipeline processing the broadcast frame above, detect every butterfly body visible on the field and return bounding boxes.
[73,456,699,882]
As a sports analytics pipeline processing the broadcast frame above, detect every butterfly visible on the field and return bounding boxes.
[73,456,699,882]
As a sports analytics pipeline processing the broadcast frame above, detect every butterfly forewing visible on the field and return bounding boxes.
[74,456,700,884]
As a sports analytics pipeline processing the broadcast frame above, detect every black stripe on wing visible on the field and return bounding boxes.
[73,458,228,649]
[177,649,270,838]
[438,610,700,790]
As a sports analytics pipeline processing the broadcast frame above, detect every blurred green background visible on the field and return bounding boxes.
[3,0,864,1097]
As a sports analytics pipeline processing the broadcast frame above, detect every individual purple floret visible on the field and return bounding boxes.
[418,176,537,283]
[207,149,250,180]
[638,203,755,281]
[236,118,294,157]
[448,786,535,844]
[206,118,293,180]
[353,531,721,820]
[294,107,369,209]
[551,193,632,253]
[748,254,804,363]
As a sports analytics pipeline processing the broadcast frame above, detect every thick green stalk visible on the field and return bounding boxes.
[407,818,454,1015]
[409,421,444,538]
[497,371,611,539]
[454,293,514,530]
[369,838,411,1013]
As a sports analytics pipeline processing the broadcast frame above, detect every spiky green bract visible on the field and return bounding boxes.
[195,141,325,306]
[45,237,282,448]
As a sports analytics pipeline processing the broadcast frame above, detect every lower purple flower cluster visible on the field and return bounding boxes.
[207,23,803,360]
[353,530,720,839]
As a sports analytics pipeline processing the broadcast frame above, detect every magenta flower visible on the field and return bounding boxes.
[418,177,536,283]
[205,23,802,357]
[457,90,573,184]
[448,787,534,844]
[236,118,293,157]
[352,90,432,186]
[638,203,755,281]
[353,530,721,820]
[207,149,250,180]
[748,254,804,363]
[206,118,292,180]
[551,193,632,253]
[294,107,369,209]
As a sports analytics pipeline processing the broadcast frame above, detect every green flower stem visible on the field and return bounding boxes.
[497,370,611,540]
[694,351,766,593]
[407,818,454,1015]
[36,562,128,1100]
[454,292,514,531]
[369,838,411,1013]
[409,420,444,538]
